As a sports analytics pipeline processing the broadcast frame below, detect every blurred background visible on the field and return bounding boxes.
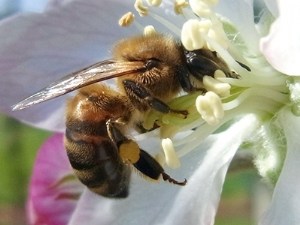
[0,0,271,224]
[0,114,50,225]
[0,1,50,224]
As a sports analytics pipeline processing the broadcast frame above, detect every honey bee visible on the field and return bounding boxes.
[13,33,236,198]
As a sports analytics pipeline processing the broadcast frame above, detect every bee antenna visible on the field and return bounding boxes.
[162,172,187,186]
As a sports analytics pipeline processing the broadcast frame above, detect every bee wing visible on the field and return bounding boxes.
[12,60,145,110]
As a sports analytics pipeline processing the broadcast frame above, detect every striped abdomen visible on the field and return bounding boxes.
[64,84,132,198]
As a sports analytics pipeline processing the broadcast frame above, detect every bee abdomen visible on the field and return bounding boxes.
[64,121,130,197]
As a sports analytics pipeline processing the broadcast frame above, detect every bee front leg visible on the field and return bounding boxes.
[122,79,188,117]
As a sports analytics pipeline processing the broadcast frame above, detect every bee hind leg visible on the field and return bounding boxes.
[133,149,187,186]
[107,120,187,186]
[122,79,188,117]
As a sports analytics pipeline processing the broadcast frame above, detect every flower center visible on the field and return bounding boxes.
[119,0,292,170]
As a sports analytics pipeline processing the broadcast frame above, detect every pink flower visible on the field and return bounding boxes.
[27,133,83,225]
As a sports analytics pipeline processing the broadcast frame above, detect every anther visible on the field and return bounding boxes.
[203,75,231,97]
[189,0,212,17]
[181,19,209,51]
[196,91,224,125]
[162,138,181,169]
[134,0,149,16]
[147,0,162,7]
[174,0,189,15]
[144,25,156,36]
[118,12,135,27]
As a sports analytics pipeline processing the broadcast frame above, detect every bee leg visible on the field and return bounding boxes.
[106,119,128,146]
[107,120,187,186]
[236,60,251,71]
[177,67,198,93]
[123,79,188,117]
[133,149,187,186]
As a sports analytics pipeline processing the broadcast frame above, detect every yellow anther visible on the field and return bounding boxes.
[147,0,162,7]
[203,75,231,97]
[162,138,181,169]
[196,91,224,125]
[174,0,189,15]
[144,25,157,36]
[189,0,212,17]
[181,19,210,51]
[118,12,135,27]
[214,69,226,79]
[134,0,149,16]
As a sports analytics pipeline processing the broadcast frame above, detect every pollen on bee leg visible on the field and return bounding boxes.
[196,91,224,125]
[144,25,156,36]
[134,0,148,16]
[181,19,210,51]
[118,12,135,27]
[203,74,231,97]
[161,138,181,169]
[119,140,140,164]
[174,0,189,15]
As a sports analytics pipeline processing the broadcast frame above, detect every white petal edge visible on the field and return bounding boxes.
[259,108,300,225]
[260,0,300,76]
[68,114,260,225]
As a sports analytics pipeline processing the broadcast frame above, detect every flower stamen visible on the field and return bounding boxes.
[144,25,157,36]
[134,0,149,16]
[181,19,209,50]
[203,74,231,97]
[161,138,181,169]
[189,0,213,17]
[174,0,189,15]
[118,12,135,27]
[146,0,162,7]
[196,91,224,125]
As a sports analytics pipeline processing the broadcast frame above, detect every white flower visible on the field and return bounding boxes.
[1,0,300,225]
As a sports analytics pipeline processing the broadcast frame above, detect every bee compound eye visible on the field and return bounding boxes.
[145,58,160,70]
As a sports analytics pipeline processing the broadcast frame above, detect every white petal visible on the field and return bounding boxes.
[259,108,300,225]
[0,0,138,131]
[260,0,300,76]
[0,0,48,14]
[69,114,259,225]
[263,0,278,17]
[215,0,260,54]
[18,0,48,12]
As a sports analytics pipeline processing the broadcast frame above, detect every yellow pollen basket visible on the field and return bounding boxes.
[119,140,141,164]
